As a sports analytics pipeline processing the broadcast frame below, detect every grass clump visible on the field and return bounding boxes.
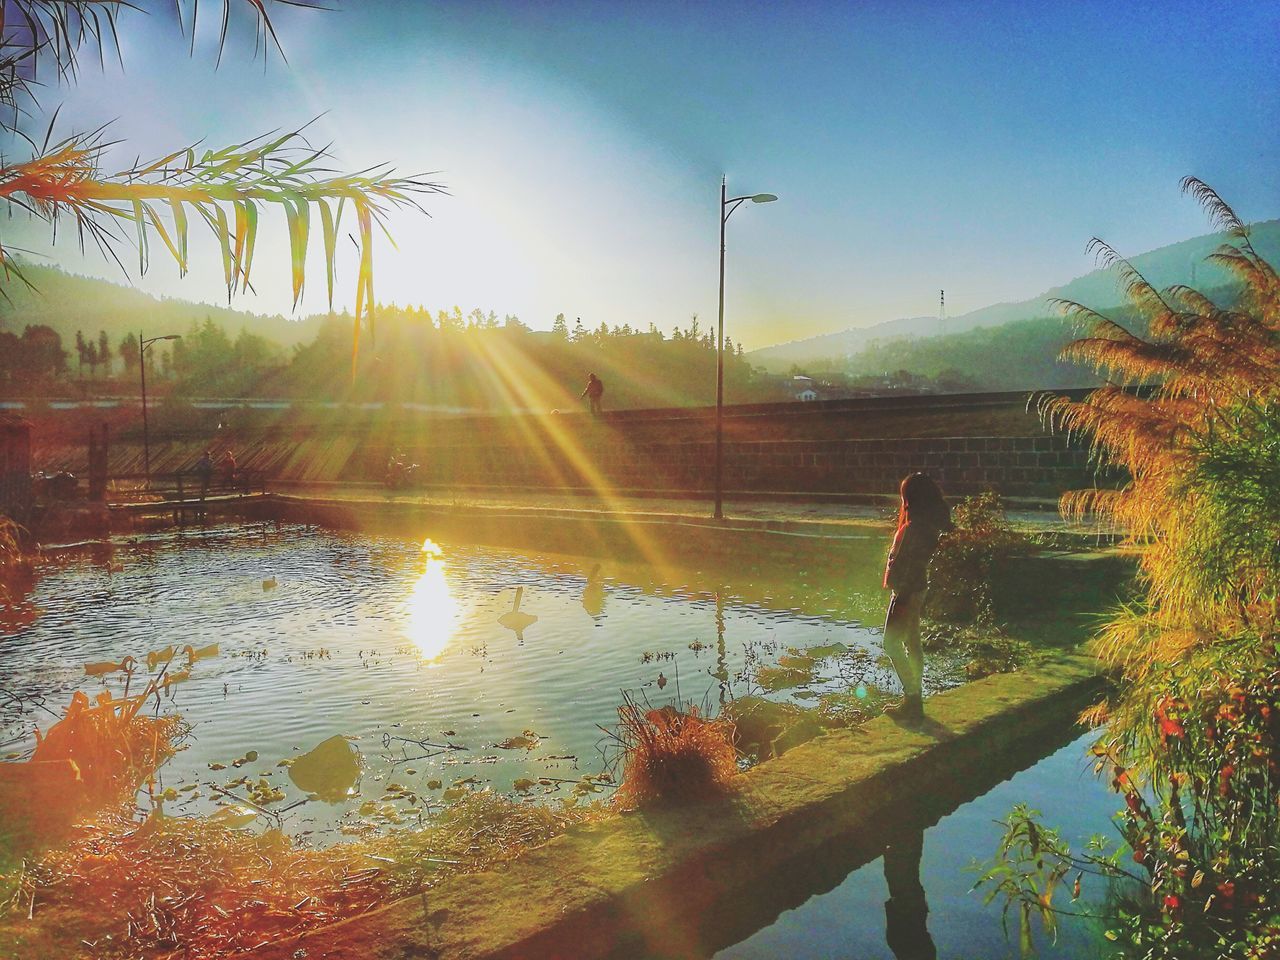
[0,517,37,626]
[1,787,601,959]
[609,694,738,809]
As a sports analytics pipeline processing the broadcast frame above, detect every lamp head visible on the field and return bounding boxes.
[750,194,778,203]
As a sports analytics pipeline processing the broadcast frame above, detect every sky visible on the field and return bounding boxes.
[5,0,1278,349]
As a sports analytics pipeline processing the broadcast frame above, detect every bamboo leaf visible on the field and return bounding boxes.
[168,198,189,275]
[144,204,184,274]
[241,200,259,292]
[318,198,337,308]
[131,199,148,273]
[232,200,249,287]
[209,202,234,293]
[282,191,309,308]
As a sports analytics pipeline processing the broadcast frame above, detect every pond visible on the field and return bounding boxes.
[1,521,976,839]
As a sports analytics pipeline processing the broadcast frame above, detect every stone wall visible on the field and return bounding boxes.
[385,432,1106,498]
[33,390,1122,500]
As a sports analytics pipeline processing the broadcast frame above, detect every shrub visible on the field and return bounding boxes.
[978,649,1280,959]
[610,694,738,808]
[926,490,1028,624]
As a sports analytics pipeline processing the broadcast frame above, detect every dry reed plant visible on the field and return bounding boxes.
[3,789,601,959]
[608,693,738,809]
[1038,178,1280,749]
[0,516,35,604]
[28,687,185,799]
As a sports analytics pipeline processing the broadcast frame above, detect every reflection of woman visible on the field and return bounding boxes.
[882,472,952,721]
[883,828,937,960]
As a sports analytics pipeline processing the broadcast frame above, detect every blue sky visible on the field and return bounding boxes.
[9,0,1279,347]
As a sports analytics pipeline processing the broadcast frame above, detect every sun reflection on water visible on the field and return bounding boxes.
[406,539,462,662]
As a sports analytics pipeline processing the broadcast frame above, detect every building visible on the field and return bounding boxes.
[791,375,819,402]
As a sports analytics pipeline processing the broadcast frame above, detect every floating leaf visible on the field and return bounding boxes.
[208,805,258,829]
[288,735,361,803]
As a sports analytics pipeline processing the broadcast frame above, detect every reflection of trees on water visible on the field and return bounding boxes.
[883,828,937,960]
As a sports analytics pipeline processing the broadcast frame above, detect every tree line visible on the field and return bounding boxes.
[0,307,772,410]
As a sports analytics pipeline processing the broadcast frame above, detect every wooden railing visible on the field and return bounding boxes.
[104,469,269,503]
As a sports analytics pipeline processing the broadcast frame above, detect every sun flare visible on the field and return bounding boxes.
[406,539,462,661]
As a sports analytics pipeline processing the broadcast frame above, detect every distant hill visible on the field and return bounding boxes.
[750,219,1280,371]
[0,263,323,348]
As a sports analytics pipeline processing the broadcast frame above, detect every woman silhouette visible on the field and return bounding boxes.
[882,472,952,721]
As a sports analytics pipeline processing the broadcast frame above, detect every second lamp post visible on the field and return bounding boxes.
[714,176,776,520]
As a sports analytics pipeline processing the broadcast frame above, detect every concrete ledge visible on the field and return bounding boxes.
[270,479,1069,513]
[273,493,885,543]
[108,491,277,515]
[252,654,1103,960]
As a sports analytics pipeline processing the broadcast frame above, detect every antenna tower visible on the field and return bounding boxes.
[939,289,946,335]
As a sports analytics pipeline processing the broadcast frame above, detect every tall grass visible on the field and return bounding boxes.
[978,181,1280,958]
[1040,178,1279,711]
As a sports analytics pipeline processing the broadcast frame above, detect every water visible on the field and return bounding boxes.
[0,522,966,839]
[711,732,1117,960]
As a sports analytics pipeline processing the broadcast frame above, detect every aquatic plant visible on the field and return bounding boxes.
[722,695,822,760]
[608,693,738,808]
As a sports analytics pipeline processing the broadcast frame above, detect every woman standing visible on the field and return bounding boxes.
[882,472,952,720]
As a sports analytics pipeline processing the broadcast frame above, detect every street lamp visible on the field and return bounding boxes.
[715,177,777,520]
[139,332,181,486]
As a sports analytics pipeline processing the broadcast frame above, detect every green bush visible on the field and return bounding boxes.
[926,490,1028,625]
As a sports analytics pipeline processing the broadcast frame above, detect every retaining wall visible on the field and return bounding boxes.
[34,391,1121,499]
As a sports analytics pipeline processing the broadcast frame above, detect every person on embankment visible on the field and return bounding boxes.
[882,471,952,722]
[581,372,604,417]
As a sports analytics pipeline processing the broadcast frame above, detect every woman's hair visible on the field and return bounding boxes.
[896,472,953,533]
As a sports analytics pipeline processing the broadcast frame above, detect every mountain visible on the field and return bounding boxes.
[0,263,324,348]
[750,219,1280,371]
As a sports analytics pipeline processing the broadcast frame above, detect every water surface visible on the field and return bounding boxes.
[712,732,1116,960]
[1,522,967,838]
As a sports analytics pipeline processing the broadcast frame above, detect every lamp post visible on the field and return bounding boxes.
[714,177,777,520]
[140,332,181,486]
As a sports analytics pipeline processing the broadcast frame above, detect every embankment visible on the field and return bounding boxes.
[36,390,1120,500]
[250,654,1103,960]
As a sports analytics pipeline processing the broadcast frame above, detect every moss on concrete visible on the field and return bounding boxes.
[252,654,1102,960]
